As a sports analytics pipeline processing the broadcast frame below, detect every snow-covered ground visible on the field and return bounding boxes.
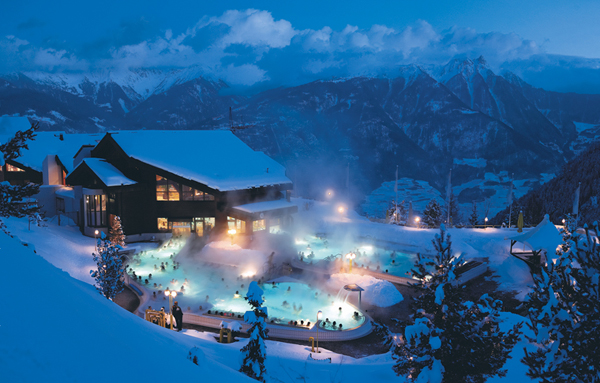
[0,198,541,382]
[361,173,555,221]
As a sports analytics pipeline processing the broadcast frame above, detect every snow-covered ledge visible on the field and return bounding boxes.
[182,312,373,342]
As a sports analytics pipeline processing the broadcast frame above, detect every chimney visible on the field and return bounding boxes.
[286,190,291,202]
[59,133,64,141]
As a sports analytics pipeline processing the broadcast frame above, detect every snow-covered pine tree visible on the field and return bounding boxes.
[0,121,41,220]
[522,223,600,382]
[469,202,478,227]
[109,215,126,247]
[240,281,269,382]
[393,225,522,382]
[422,199,443,228]
[90,232,126,300]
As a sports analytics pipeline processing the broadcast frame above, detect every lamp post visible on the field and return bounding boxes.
[316,310,322,353]
[414,216,420,228]
[94,229,99,251]
[164,289,178,330]
[228,228,236,245]
[484,217,488,229]
[345,252,356,273]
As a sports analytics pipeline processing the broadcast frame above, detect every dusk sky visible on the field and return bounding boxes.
[2,0,600,89]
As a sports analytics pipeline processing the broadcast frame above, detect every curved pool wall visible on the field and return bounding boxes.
[296,235,418,277]
[125,239,372,340]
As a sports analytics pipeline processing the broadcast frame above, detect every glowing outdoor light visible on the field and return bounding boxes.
[325,189,334,199]
[94,230,99,251]
[485,217,488,229]
[164,290,178,330]
[228,228,237,245]
[562,219,566,225]
[345,252,356,273]
[414,216,420,228]
[338,205,346,214]
[316,310,323,353]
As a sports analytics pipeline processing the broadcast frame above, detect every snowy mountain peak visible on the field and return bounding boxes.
[438,56,492,83]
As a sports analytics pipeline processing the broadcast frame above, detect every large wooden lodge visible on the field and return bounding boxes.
[1,117,297,240]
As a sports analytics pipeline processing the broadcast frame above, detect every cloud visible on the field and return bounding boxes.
[1,9,544,87]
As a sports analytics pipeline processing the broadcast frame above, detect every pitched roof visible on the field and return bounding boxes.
[107,130,291,191]
[80,158,137,187]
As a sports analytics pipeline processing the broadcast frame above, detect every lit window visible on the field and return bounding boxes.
[204,192,215,201]
[168,180,180,201]
[156,175,168,201]
[86,194,107,227]
[269,218,281,234]
[228,216,246,233]
[194,217,215,236]
[157,218,168,232]
[6,164,25,172]
[194,189,205,201]
[252,219,266,232]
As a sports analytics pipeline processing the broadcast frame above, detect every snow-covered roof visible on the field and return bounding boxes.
[107,130,291,191]
[80,158,137,187]
[0,130,103,172]
[55,187,75,199]
[233,199,297,214]
[506,214,562,253]
[0,116,31,136]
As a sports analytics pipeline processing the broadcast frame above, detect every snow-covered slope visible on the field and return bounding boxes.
[0,226,256,383]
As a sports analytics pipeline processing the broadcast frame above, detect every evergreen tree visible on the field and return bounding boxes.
[109,215,126,247]
[522,223,600,382]
[393,226,522,382]
[0,121,41,219]
[423,199,443,228]
[90,232,126,300]
[469,202,479,226]
[240,281,269,382]
[445,192,461,226]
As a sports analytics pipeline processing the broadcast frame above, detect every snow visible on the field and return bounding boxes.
[416,359,444,383]
[0,115,31,136]
[453,157,487,168]
[0,225,257,383]
[79,158,137,187]
[506,214,562,255]
[234,199,296,213]
[435,283,445,305]
[405,317,431,342]
[0,131,102,172]
[109,130,292,191]
[573,121,599,133]
[55,187,75,199]
[1,197,548,382]
[326,273,403,307]
[246,281,265,305]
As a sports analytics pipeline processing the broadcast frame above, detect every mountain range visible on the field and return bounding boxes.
[1,57,599,206]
